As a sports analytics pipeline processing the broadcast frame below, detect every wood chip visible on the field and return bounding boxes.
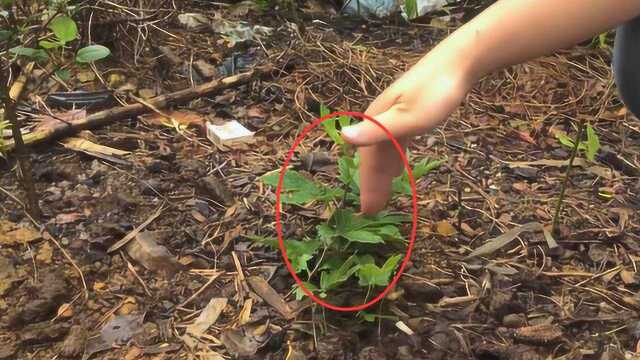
[108,205,164,253]
[514,323,563,345]
[466,222,543,259]
[247,276,294,319]
[186,298,228,338]
[395,321,415,336]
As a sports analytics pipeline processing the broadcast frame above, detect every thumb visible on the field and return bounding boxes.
[341,106,419,146]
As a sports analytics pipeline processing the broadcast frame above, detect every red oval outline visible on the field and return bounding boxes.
[275,111,417,312]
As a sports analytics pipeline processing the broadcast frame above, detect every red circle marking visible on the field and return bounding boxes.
[275,111,417,312]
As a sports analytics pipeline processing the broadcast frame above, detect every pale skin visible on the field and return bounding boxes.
[341,0,640,215]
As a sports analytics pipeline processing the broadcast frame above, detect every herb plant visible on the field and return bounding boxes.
[6,9,111,65]
[552,122,601,234]
[258,106,443,303]
[1,1,111,219]
[554,122,600,161]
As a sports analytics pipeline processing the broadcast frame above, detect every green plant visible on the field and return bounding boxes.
[405,0,418,19]
[552,122,595,235]
[1,1,111,220]
[8,14,110,64]
[554,122,600,161]
[589,31,613,50]
[258,107,443,303]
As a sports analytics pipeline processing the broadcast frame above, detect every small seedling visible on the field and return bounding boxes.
[258,105,444,306]
[1,3,112,219]
[554,122,600,161]
[552,122,600,234]
[8,14,111,65]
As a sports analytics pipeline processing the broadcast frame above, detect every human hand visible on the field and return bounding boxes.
[340,0,640,215]
[341,53,475,214]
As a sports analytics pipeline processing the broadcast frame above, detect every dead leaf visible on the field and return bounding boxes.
[107,73,126,88]
[588,244,610,263]
[603,268,621,283]
[78,71,95,83]
[513,323,563,345]
[219,225,243,254]
[54,212,85,224]
[512,182,529,193]
[125,231,181,279]
[140,110,205,131]
[177,13,210,30]
[466,222,544,259]
[138,89,156,99]
[124,346,143,360]
[36,242,53,264]
[460,222,478,237]
[191,210,207,223]
[247,106,266,118]
[247,276,294,319]
[0,220,41,245]
[196,176,234,205]
[486,264,519,275]
[221,327,266,357]
[618,106,628,116]
[610,208,630,232]
[193,60,218,79]
[186,298,228,338]
[620,270,638,285]
[515,130,536,145]
[57,303,73,318]
[61,138,130,156]
[542,225,558,249]
[117,300,138,316]
[238,298,252,325]
[60,137,130,165]
[93,282,107,292]
[108,205,164,253]
[0,256,22,296]
[83,315,144,360]
[436,220,456,237]
[224,203,239,220]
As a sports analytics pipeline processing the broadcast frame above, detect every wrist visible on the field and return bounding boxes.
[419,28,484,88]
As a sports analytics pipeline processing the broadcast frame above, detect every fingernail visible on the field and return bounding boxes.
[341,126,359,139]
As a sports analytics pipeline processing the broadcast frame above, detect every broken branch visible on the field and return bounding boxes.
[2,65,276,152]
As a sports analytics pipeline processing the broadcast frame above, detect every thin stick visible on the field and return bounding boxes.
[177,272,222,308]
[0,185,25,207]
[125,255,152,296]
[4,62,41,219]
[107,203,165,253]
[2,66,278,152]
[552,122,585,235]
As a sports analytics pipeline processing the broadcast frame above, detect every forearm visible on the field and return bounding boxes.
[435,0,640,81]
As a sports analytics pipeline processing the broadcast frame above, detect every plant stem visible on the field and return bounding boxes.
[552,122,585,235]
[3,62,42,220]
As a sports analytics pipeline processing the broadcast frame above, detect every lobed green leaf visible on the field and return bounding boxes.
[261,170,342,205]
[357,254,402,287]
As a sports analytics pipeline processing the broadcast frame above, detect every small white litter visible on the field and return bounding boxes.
[206,120,254,147]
